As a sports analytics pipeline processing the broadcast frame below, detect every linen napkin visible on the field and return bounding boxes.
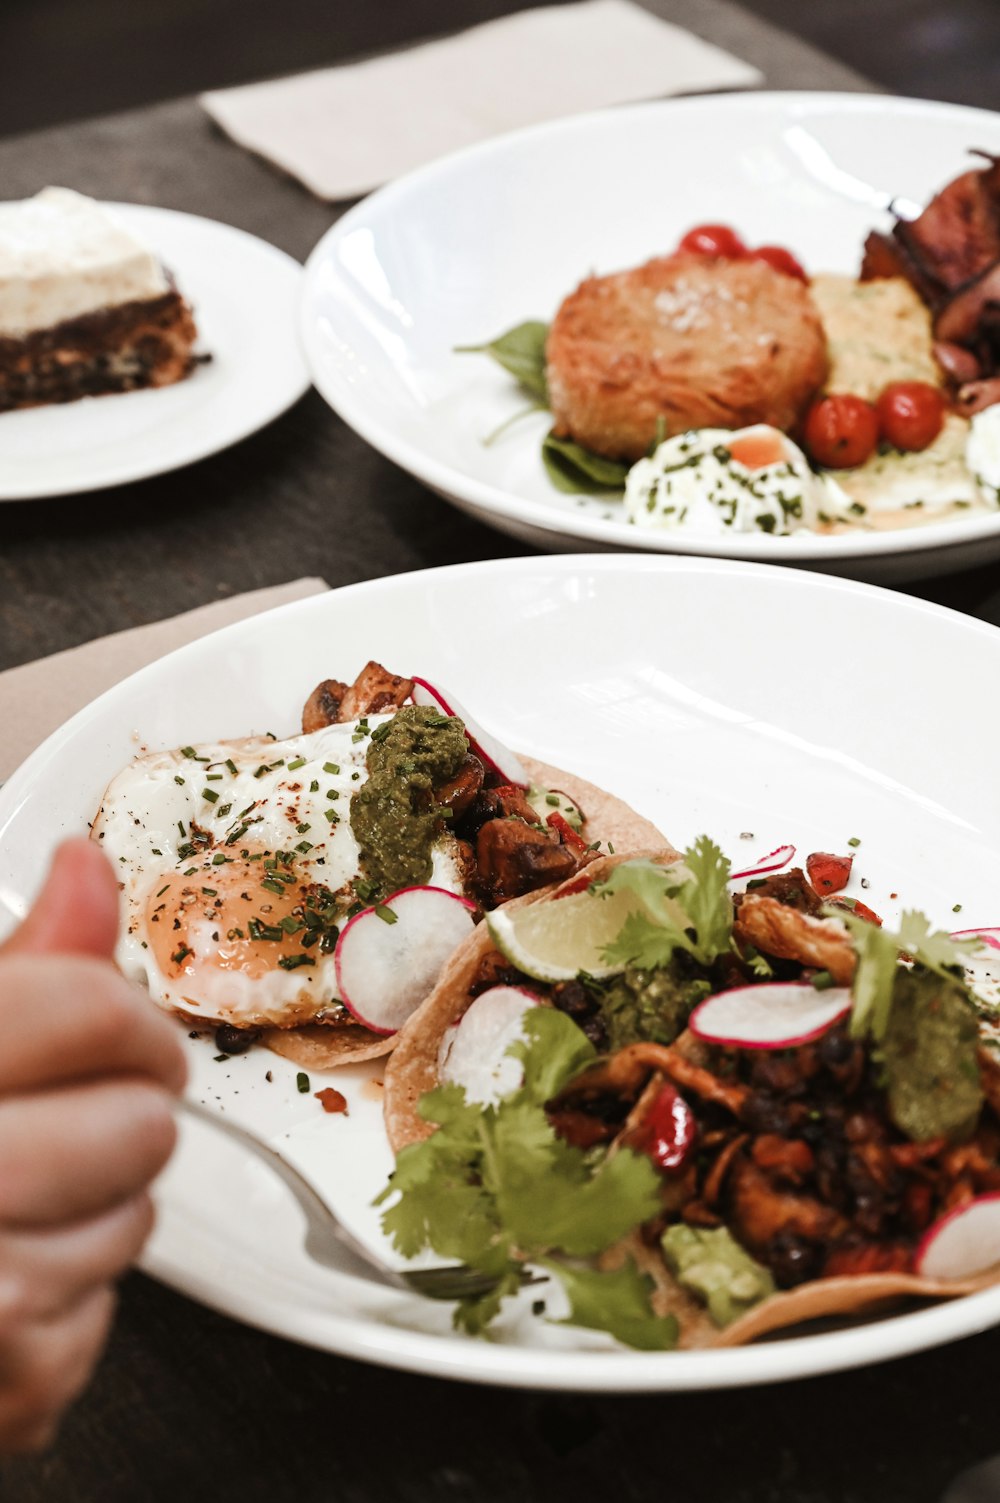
[0,578,328,783]
[201,0,762,201]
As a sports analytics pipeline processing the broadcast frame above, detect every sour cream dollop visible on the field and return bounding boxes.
[967,404,1000,504]
[624,425,825,536]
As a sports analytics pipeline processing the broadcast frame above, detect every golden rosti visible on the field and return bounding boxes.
[545,252,829,462]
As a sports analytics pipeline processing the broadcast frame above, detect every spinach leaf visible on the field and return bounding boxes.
[541,432,630,494]
[455,321,550,403]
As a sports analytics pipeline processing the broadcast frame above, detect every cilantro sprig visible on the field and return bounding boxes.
[597,838,734,971]
[375,1009,677,1349]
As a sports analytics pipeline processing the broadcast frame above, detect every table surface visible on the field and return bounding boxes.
[2,5,999,1500]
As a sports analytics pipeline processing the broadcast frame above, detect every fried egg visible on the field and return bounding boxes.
[92,716,465,1031]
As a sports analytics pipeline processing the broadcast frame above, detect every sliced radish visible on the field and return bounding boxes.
[952,928,1000,951]
[730,844,796,882]
[438,984,542,1105]
[689,982,852,1050]
[411,676,529,787]
[334,886,477,1035]
[915,1193,1000,1280]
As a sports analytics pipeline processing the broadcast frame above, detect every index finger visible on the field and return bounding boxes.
[0,953,187,1096]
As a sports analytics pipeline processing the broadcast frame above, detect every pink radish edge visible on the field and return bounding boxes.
[952,928,1000,951]
[915,1192,1000,1280]
[730,843,796,882]
[410,676,529,788]
[689,982,852,1051]
[334,885,477,1036]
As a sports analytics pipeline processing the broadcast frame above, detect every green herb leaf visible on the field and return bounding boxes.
[375,1011,665,1349]
[543,1257,678,1351]
[597,839,733,970]
[456,320,550,402]
[833,906,979,1041]
[541,431,630,495]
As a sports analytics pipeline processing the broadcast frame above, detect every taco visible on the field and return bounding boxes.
[380,842,1000,1348]
[92,661,665,1068]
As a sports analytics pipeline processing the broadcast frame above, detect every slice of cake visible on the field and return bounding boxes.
[0,187,201,411]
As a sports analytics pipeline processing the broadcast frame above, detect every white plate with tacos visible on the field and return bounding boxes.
[2,554,1000,1390]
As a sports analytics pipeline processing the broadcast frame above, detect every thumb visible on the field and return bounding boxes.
[1,838,121,959]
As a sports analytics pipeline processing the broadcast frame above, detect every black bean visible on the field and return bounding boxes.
[214,1022,261,1055]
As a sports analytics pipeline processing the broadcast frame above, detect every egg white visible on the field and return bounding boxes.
[92,716,465,1030]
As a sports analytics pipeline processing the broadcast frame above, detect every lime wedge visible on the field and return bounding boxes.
[486,886,646,983]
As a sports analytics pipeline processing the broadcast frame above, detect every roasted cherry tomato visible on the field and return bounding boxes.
[751,244,808,281]
[828,895,883,927]
[677,223,748,259]
[875,381,946,453]
[644,1083,697,1173]
[802,394,879,470]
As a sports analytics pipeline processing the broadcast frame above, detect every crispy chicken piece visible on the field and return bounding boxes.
[734,894,856,984]
[727,1153,849,1262]
[301,661,413,733]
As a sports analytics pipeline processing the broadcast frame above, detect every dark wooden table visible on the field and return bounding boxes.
[2,5,999,1500]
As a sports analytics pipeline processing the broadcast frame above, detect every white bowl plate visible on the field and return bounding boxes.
[301,92,1000,582]
[0,203,310,500]
[2,554,1000,1390]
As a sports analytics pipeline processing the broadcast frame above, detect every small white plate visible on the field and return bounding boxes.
[301,92,1000,582]
[2,555,1000,1390]
[0,203,310,500]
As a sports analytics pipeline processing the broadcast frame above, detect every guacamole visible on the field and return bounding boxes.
[661,1224,775,1327]
[881,966,984,1142]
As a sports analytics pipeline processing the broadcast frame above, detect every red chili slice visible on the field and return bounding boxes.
[644,1083,697,1173]
[546,810,589,853]
[828,895,883,927]
[806,851,853,895]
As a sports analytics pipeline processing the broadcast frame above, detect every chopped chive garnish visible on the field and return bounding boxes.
[375,905,398,925]
[545,794,560,806]
[202,887,218,897]
[225,759,238,776]
[279,954,315,971]
[287,757,306,771]
[296,840,313,853]
[261,878,285,896]
[324,809,339,824]
[202,788,219,804]
[296,1071,311,1093]
[184,867,197,877]
[296,822,311,834]
[323,763,340,775]
[156,884,170,898]
[847,837,861,848]
[218,803,232,818]
[174,775,186,786]
[206,774,223,782]
[326,790,339,800]
[212,853,231,865]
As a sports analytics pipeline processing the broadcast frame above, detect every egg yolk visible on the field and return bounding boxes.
[727,429,791,471]
[145,852,330,987]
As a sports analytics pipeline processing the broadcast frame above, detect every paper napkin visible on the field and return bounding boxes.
[0,578,328,783]
[201,0,762,201]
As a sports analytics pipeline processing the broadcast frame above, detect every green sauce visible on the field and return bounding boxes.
[349,706,468,901]
[598,964,711,1051]
[881,966,984,1142]
[661,1225,775,1327]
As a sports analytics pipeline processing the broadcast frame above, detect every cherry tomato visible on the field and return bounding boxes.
[875,381,946,453]
[644,1083,697,1173]
[802,394,879,470]
[678,223,748,259]
[751,244,808,281]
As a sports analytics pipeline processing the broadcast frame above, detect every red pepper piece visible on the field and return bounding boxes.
[644,1083,697,1173]
[806,851,853,895]
[315,1087,349,1115]
[546,810,589,853]
[828,895,883,927]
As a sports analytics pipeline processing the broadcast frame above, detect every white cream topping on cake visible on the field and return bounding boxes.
[0,187,170,337]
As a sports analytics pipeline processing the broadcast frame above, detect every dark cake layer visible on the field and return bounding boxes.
[0,289,200,410]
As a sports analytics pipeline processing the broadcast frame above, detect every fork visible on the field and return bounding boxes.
[177,1097,524,1302]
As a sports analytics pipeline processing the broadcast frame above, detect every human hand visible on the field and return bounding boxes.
[0,839,186,1451]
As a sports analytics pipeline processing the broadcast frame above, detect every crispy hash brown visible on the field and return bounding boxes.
[545,252,828,461]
